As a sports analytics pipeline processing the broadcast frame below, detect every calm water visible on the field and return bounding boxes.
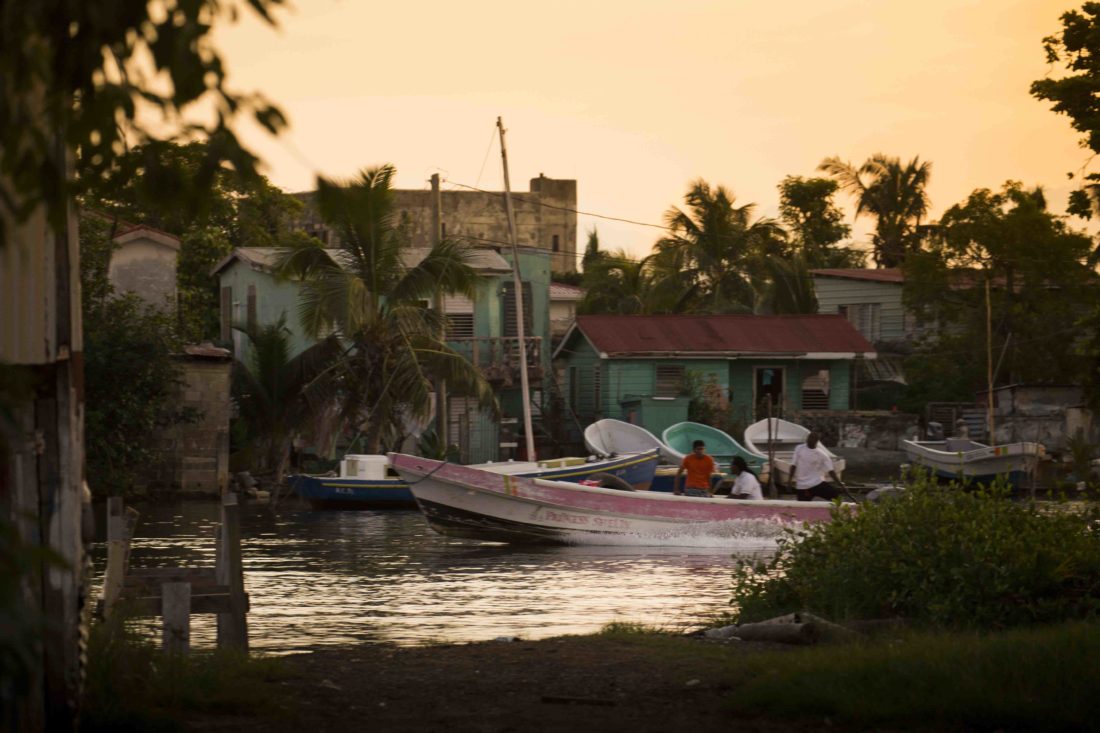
[93,500,777,653]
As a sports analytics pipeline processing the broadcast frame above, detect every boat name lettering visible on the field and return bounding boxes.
[544,510,589,525]
[590,516,629,530]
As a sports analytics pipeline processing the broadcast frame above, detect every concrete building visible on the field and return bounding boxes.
[293,174,578,273]
[107,222,181,312]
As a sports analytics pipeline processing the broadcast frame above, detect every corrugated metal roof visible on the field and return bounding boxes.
[811,268,904,283]
[550,282,585,300]
[572,314,876,357]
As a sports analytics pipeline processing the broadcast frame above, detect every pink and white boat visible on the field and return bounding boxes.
[388,453,835,546]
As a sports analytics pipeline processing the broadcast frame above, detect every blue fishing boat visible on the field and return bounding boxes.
[290,450,661,509]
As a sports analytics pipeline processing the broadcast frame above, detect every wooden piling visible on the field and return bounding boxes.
[102,496,139,617]
[162,582,191,655]
[216,492,249,651]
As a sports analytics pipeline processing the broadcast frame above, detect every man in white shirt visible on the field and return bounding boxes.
[788,432,845,502]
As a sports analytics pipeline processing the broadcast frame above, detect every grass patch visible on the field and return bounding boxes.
[723,622,1100,731]
[81,614,291,732]
[597,621,667,636]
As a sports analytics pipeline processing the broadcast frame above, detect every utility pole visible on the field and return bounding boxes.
[497,117,536,462]
[431,173,448,449]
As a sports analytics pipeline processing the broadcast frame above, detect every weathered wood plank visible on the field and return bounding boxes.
[216,493,249,651]
[124,593,245,616]
[127,567,217,578]
[162,583,191,655]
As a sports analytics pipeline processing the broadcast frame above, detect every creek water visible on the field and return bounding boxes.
[92,499,778,653]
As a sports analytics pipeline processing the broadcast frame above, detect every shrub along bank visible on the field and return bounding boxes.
[730,472,1100,629]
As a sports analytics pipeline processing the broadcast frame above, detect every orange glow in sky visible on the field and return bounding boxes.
[216,0,1088,260]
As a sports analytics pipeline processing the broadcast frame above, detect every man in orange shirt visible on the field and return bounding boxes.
[675,440,716,497]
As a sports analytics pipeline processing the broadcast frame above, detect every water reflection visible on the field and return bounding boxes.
[92,500,776,653]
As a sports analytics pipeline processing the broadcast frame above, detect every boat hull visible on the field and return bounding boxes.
[391,454,834,546]
[290,450,659,509]
[662,421,768,474]
[291,474,416,509]
[584,419,675,464]
[902,440,1042,486]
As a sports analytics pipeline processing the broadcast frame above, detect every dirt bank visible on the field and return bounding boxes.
[181,634,856,733]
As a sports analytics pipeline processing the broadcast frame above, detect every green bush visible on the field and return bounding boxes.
[731,471,1100,629]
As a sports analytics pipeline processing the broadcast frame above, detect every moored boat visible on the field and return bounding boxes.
[584,418,676,464]
[291,450,661,509]
[902,438,1043,486]
[390,453,836,545]
[743,418,846,486]
[662,421,768,474]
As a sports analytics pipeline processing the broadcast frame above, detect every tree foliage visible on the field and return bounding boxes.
[731,473,1100,629]
[777,176,863,268]
[277,165,496,453]
[578,249,696,315]
[0,0,288,248]
[79,140,310,342]
[819,154,932,267]
[232,317,341,485]
[903,181,1094,396]
[656,180,788,313]
[1031,2,1100,227]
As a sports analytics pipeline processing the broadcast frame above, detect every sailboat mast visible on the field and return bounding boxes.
[497,117,537,461]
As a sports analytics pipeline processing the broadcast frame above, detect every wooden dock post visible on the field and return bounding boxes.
[216,492,249,651]
[102,496,140,618]
[162,582,191,655]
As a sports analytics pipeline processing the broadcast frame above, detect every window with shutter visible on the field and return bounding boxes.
[592,365,602,416]
[220,287,232,341]
[501,282,533,338]
[654,365,684,398]
[247,285,257,331]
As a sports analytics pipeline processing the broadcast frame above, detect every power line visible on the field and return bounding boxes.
[444,179,671,231]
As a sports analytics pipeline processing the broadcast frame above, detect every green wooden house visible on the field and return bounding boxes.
[213,245,554,463]
[553,314,876,442]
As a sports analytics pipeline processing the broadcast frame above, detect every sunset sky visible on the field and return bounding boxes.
[216,0,1088,262]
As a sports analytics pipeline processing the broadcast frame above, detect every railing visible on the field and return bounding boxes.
[448,336,543,385]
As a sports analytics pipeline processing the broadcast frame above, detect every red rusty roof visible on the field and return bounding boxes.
[571,314,875,357]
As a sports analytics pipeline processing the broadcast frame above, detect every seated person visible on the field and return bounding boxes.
[727,456,762,500]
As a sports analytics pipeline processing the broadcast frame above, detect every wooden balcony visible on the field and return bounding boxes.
[448,336,543,386]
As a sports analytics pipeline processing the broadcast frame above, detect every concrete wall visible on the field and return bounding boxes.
[294,175,578,273]
[794,410,921,451]
[145,356,231,494]
[109,235,178,311]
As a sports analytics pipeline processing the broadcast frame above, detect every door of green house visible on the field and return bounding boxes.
[753,366,785,419]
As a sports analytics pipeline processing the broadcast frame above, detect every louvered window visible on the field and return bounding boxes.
[444,295,474,338]
[655,365,684,398]
[501,282,533,337]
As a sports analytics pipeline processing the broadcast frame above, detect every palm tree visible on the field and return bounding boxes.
[756,256,819,315]
[818,154,932,267]
[277,165,496,453]
[578,249,697,315]
[232,315,342,486]
[656,180,787,313]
